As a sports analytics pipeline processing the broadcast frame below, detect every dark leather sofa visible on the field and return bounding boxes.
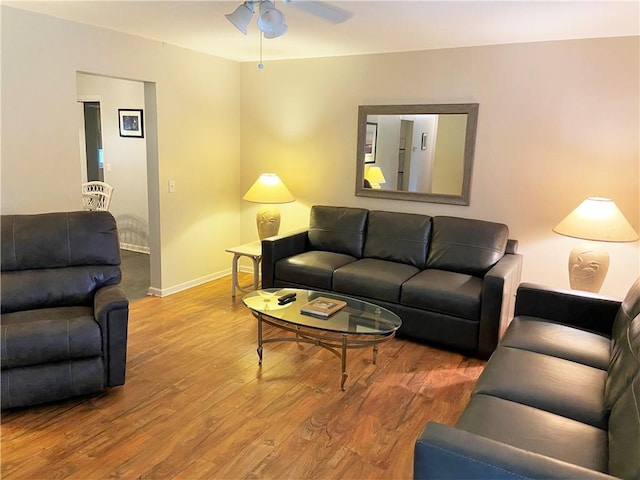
[414,278,640,480]
[262,205,523,358]
[1,211,129,409]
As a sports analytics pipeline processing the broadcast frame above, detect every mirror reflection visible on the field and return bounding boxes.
[355,104,479,205]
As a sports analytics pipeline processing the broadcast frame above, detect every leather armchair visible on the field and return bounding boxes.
[1,211,129,409]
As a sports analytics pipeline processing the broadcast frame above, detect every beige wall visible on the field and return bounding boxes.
[240,37,639,296]
[432,114,467,195]
[1,6,241,294]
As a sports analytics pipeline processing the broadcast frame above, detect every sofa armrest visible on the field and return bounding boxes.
[94,285,129,386]
[261,229,309,288]
[414,422,619,480]
[514,283,621,336]
[478,253,523,358]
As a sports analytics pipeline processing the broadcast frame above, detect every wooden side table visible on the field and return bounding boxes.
[225,241,262,297]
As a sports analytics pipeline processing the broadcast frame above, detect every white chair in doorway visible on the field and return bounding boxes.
[82,181,114,211]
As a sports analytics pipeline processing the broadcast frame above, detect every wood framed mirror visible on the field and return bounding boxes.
[355,103,479,205]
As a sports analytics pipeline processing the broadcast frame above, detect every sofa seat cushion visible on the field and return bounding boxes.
[332,258,420,303]
[456,393,609,473]
[1,306,102,369]
[500,316,611,370]
[274,251,356,291]
[401,269,482,321]
[474,346,608,429]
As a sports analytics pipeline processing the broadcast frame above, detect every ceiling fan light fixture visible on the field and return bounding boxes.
[225,2,255,35]
[263,22,288,38]
[257,0,286,35]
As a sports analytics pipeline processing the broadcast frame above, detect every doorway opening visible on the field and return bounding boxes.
[83,102,104,182]
[77,73,160,299]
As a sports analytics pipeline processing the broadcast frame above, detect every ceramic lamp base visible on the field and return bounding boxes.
[568,242,609,293]
[256,205,281,240]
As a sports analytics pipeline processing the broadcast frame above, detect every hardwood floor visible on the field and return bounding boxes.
[1,274,485,479]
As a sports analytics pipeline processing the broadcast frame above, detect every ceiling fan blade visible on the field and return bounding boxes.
[284,1,352,24]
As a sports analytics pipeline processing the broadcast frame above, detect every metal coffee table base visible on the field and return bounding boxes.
[256,312,396,391]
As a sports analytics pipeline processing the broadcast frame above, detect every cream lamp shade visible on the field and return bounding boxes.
[553,197,638,293]
[242,173,294,240]
[365,166,386,189]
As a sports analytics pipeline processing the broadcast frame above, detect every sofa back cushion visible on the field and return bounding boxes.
[1,211,122,313]
[363,211,431,268]
[605,278,640,409]
[308,206,368,258]
[2,211,120,271]
[426,216,508,277]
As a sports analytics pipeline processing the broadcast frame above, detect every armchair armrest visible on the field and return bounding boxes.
[514,283,621,336]
[414,422,619,480]
[478,253,523,358]
[94,285,129,386]
[261,229,309,288]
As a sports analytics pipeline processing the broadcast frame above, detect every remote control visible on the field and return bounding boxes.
[278,293,296,302]
[278,296,296,305]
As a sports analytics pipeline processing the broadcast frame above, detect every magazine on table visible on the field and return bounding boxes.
[300,297,347,318]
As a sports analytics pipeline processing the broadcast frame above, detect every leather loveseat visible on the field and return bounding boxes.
[262,205,523,358]
[414,278,640,479]
[1,211,129,409]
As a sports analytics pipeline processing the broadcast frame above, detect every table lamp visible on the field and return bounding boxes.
[553,196,638,293]
[365,166,386,189]
[242,173,294,240]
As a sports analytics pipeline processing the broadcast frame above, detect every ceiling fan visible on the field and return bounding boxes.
[225,0,352,39]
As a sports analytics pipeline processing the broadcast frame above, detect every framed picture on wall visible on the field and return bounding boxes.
[364,122,378,163]
[118,109,144,138]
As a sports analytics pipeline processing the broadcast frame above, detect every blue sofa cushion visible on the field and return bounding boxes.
[308,206,368,258]
[1,306,102,369]
[1,266,121,314]
[362,210,431,268]
[1,211,120,271]
[1,358,104,409]
[426,216,508,277]
[401,269,482,321]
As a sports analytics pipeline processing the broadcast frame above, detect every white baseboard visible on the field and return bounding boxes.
[148,268,231,297]
[121,243,150,254]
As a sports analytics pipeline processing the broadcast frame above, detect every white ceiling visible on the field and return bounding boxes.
[6,1,640,63]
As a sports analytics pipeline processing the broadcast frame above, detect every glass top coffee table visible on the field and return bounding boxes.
[243,288,402,390]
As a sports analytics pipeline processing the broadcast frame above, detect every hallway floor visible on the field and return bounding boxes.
[120,250,150,301]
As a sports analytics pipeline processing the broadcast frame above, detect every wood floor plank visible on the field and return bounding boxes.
[1,273,485,479]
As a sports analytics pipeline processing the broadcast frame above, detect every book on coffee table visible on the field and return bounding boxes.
[300,297,347,318]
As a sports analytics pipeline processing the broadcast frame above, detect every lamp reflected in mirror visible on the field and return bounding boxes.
[364,166,386,189]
